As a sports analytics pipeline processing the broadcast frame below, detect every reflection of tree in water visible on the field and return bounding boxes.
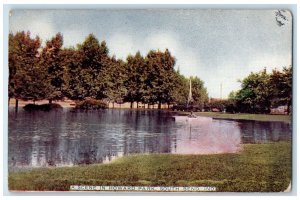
[76,144,98,165]
[9,108,292,171]
[238,120,291,144]
[122,110,174,154]
[173,119,242,154]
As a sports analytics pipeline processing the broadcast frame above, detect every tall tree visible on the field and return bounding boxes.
[60,47,83,100]
[104,56,127,108]
[144,49,176,109]
[269,66,292,114]
[124,52,145,108]
[170,70,189,105]
[235,69,271,113]
[40,33,64,103]
[9,31,45,106]
[190,76,209,108]
[76,34,110,99]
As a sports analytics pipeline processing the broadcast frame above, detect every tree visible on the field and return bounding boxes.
[170,70,189,105]
[235,69,271,113]
[124,52,146,108]
[76,34,110,99]
[60,47,83,100]
[40,33,64,103]
[144,49,176,109]
[9,31,45,107]
[269,66,292,114]
[9,31,212,111]
[190,76,209,109]
[104,57,127,108]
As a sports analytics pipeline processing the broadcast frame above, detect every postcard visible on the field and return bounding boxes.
[7,8,292,193]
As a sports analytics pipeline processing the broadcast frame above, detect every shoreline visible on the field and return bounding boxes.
[8,98,291,123]
[8,141,291,192]
[180,111,291,123]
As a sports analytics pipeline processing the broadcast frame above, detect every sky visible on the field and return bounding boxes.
[9,9,292,98]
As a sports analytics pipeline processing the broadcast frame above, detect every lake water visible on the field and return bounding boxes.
[8,109,291,171]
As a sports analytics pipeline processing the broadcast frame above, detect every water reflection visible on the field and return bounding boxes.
[8,109,291,171]
[173,118,242,154]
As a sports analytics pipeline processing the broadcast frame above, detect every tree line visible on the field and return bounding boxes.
[9,31,209,109]
[209,67,292,114]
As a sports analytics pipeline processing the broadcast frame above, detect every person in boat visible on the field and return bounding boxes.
[188,111,197,118]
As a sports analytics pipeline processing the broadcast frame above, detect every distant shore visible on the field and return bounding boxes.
[8,99,291,123]
[8,98,75,108]
[178,111,291,123]
[8,98,170,109]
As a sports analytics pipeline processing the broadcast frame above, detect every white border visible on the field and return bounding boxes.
[1,1,299,200]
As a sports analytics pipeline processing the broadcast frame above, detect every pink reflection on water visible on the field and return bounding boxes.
[172,117,241,154]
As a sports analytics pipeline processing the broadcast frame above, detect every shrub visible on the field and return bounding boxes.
[75,99,108,110]
[23,103,63,111]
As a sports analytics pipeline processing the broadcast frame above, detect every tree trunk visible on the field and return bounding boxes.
[112,102,115,109]
[137,101,139,109]
[49,99,52,104]
[15,99,19,112]
[167,103,170,109]
[287,100,291,115]
[158,101,161,109]
[130,101,133,109]
[147,104,150,109]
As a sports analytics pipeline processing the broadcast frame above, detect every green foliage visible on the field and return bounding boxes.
[60,47,83,99]
[9,31,46,101]
[190,76,208,107]
[23,103,63,111]
[269,66,292,114]
[144,49,177,107]
[77,34,111,99]
[75,98,108,110]
[123,52,146,107]
[104,57,127,106]
[9,31,208,109]
[235,69,271,113]
[170,71,189,105]
[40,33,64,102]
[230,67,292,114]
[9,142,291,192]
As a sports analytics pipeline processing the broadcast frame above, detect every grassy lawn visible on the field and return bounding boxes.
[9,141,291,192]
[187,112,292,123]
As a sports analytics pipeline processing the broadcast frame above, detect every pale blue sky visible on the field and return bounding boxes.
[9,9,292,98]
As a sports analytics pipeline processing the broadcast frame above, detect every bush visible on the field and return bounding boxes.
[23,103,63,111]
[75,99,108,110]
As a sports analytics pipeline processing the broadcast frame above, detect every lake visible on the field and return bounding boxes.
[8,109,291,171]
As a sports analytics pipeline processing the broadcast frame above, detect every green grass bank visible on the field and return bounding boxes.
[188,112,291,123]
[9,141,291,192]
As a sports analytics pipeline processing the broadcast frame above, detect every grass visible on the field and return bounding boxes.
[9,141,291,192]
[188,112,291,123]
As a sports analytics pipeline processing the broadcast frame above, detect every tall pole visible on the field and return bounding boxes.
[220,83,222,100]
[187,78,193,108]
